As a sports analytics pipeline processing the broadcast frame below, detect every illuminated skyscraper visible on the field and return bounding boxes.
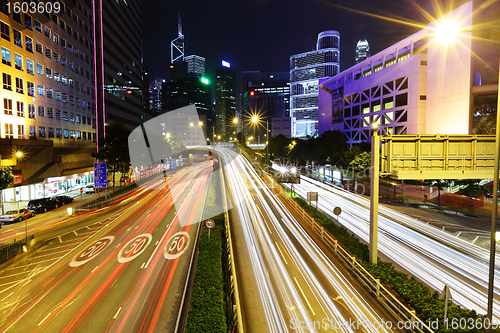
[290,30,340,137]
[185,55,205,76]
[215,61,236,140]
[170,15,184,63]
[355,39,370,64]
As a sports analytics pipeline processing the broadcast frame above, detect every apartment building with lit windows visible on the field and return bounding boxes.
[0,0,96,186]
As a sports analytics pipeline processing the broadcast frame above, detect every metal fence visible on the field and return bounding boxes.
[273,183,434,333]
[218,151,244,333]
[236,146,433,333]
[0,238,31,264]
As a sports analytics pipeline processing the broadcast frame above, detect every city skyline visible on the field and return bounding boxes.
[143,0,480,81]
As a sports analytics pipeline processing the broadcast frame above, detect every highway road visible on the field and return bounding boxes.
[0,162,213,332]
[286,175,500,319]
[219,148,403,332]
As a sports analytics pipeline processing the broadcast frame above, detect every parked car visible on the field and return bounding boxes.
[0,208,35,223]
[27,198,59,213]
[84,184,96,194]
[54,195,74,206]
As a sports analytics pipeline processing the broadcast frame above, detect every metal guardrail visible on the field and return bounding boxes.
[235,146,433,333]
[218,151,244,333]
[0,237,32,264]
[273,183,434,333]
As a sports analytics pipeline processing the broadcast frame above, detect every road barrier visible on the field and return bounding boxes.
[218,151,244,333]
[0,236,33,264]
[236,147,433,333]
[273,183,434,333]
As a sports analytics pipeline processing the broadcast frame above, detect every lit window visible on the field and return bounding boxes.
[26,59,34,75]
[14,53,22,70]
[1,47,11,65]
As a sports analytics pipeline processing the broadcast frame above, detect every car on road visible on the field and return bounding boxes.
[0,208,35,223]
[27,198,59,213]
[54,195,74,206]
[120,176,131,183]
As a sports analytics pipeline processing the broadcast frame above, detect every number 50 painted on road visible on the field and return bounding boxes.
[164,232,190,260]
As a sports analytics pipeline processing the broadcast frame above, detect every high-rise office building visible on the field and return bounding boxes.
[162,62,211,120]
[241,71,290,140]
[0,1,96,185]
[290,31,340,137]
[215,61,236,140]
[171,15,184,63]
[149,78,165,111]
[355,39,370,64]
[184,55,205,77]
[101,0,144,130]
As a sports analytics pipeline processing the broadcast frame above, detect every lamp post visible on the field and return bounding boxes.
[434,24,500,322]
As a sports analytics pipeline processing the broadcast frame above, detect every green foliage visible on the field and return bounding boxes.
[93,122,132,188]
[349,151,371,171]
[428,179,453,206]
[0,166,14,190]
[185,215,227,333]
[289,191,498,333]
[455,179,487,197]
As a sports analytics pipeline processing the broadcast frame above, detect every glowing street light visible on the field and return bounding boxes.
[434,20,461,44]
[189,122,194,127]
[16,151,23,157]
[252,115,259,123]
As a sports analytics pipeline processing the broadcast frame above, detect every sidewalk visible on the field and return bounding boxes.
[2,184,129,212]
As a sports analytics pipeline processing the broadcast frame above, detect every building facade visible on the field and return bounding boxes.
[0,1,95,145]
[184,54,205,77]
[149,77,164,111]
[241,71,289,141]
[317,1,494,145]
[215,61,236,140]
[355,39,370,64]
[290,30,340,138]
[102,0,144,128]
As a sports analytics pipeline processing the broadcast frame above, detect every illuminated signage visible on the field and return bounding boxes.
[221,60,231,68]
[201,77,210,84]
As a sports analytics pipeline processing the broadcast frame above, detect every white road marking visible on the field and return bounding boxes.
[37,312,51,326]
[293,277,316,316]
[140,262,145,269]
[73,231,78,236]
[275,242,288,265]
[155,241,159,246]
[58,236,62,243]
[91,266,99,273]
[113,307,122,319]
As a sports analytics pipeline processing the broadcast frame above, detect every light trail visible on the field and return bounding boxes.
[287,175,500,319]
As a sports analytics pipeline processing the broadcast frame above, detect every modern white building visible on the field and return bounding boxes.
[318,1,483,145]
[290,31,340,138]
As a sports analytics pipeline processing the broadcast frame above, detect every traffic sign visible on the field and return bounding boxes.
[333,207,342,216]
[80,188,83,194]
[205,220,214,229]
[94,162,107,188]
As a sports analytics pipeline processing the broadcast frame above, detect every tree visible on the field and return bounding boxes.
[0,166,14,215]
[429,179,452,206]
[455,179,486,210]
[94,122,132,189]
[349,151,371,171]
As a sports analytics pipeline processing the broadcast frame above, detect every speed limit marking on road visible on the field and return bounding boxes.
[163,231,190,260]
[117,234,152,263]
[69,236,115,267]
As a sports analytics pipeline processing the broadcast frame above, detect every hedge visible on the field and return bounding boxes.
[290,192,499,333]
[185,214,227,333]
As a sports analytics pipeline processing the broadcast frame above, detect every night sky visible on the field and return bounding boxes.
[142,0,471,82]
